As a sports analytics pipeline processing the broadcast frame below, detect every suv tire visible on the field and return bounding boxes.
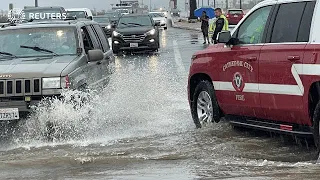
[113,49,119,54]
[313,101,320,152]
[191,80,221,128]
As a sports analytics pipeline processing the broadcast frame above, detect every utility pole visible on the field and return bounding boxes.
[35,0,38,7]
[190,0,197,19]
[226,0,228,10]
[239,0,242,9]
[202,0,204,6]
[149,0,151,11]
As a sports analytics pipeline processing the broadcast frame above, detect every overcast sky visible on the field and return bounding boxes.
[0,0,178,11]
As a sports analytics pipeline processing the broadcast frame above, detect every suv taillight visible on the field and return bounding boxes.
[226,14,230,18]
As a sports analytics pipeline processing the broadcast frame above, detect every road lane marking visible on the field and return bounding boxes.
[173,40,186,74]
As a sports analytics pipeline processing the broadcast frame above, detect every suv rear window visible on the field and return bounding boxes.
[228,10,243,15]
[67,11,87,18]
[270,2,306,43]
[149,13,165,17]
[297,1,315,42]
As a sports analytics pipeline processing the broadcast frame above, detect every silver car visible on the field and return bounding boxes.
[0,20,115,121]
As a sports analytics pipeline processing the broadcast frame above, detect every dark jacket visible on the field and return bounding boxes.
[212,18,225,43]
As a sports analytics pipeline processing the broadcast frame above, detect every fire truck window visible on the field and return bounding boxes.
[271,2,305,43]
[297,1,315,42]
[237,6,272,44]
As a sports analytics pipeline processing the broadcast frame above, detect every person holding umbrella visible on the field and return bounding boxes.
[200,11,210,44]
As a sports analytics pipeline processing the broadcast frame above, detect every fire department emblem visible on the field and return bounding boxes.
[232,72,245,92]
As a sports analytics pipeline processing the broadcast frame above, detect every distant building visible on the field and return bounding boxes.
[9,3,13,10]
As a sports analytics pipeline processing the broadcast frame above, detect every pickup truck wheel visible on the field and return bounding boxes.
[313,101,320,152]
[164,27,168,30]
[191,80,220,128]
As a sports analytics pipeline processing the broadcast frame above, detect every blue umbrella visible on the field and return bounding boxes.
[194,7,215,19]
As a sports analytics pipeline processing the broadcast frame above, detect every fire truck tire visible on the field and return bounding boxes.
[191,80,221,128]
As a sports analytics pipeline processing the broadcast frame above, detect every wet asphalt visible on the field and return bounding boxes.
[0,25,320,180]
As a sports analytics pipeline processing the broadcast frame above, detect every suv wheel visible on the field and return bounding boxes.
[313,101,320,152]
[113,49,119,54]
[191,80,221,128]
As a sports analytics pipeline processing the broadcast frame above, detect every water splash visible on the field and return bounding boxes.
[11,57,192,148]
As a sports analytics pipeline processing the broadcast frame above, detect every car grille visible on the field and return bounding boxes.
[0,78,41,97]
[122,34,146,42]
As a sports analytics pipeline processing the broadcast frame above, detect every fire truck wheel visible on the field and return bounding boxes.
[191,80,221,128]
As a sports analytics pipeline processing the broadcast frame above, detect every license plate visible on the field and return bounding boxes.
[234,15,238,17]
[130,43,138,47]
[0,108,19,121]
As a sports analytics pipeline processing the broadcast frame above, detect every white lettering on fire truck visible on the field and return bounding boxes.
[223,61,253,72]
[236,94,245,101]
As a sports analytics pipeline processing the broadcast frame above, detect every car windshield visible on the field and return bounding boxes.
[67,11,87,18]
[228,10,243,15]
[94,17,110,23]
[149,13,165,17]
[0,27,77,58]
[118,16,152,28]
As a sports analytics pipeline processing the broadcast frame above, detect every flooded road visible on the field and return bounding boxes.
[1,28,320,179]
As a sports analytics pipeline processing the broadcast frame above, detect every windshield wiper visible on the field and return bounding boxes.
[127,23,143,26]
[20,45,59,56]
[0,51,17,58]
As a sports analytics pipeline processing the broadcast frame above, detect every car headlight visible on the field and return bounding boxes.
[147,29,156,35]
[106,25,111,29]
[113,31,121,37]
[42,77,61,89]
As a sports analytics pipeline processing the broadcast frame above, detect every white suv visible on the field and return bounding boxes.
[149,12,168,30]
